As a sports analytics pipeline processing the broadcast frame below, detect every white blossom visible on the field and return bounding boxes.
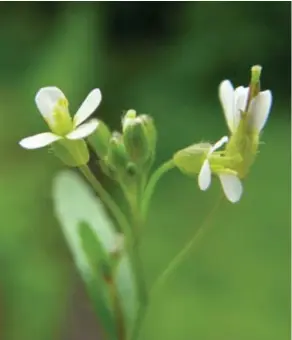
[219,80,272,134]
[198,135,243,203]
[19,87,102,149]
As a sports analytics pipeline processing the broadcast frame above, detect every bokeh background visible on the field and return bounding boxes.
[0,2,290,340]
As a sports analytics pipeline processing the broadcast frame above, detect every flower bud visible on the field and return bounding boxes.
[87,120,111,159]
[107,132,129,173]
[122,110,157,166]
[52,139,90,167]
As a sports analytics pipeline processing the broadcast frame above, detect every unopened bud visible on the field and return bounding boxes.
[122,109,137,131]
[87,120,111,159]
[122,110,157,166]
[107,132,129,173]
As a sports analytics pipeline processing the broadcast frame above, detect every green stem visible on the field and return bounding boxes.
[129,160,175,339]
[127,187,148,340]
[141,160,175,219]
[79,165,133,244]
[79,165,147,339]
[150,195,223,297]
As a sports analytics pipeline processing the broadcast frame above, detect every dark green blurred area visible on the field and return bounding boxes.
[0,2,290,340]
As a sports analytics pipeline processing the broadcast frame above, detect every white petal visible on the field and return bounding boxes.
[66,119,99,140]
[19,132,61,149]
[73,89,102,126]
[234,86,249,112]
[218,173,243,203]
[219,80,235,133]
[249,90,272,132]
[208,135,229,155]
[198,160,212,191]
[35,87,66,123]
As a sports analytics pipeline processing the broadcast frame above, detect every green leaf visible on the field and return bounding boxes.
[115,255,139,338]
[53,171,116,339]
[52,170,139,340]
[78,220,113,288]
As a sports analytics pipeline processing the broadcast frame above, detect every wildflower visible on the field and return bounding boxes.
[219,65,272,178]
[19,87,101,149]
[198,135,243,203]
[174,66,271,203]
[219,79,272,136]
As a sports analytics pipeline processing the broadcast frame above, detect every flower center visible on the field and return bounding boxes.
[48,98,73,136]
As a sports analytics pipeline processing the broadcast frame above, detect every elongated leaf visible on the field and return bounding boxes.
[53,171,117,339]
[52,170,139,340]
[115,255,139,338]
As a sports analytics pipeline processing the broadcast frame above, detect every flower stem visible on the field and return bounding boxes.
[79,165,133,243]
[150,195,223,297]
[141,160,175,219]
[79,165,148,339]
[129,160,175,339]
[124,182,148,340]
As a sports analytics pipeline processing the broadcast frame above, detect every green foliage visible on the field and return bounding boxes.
[0,2,290,340]
[53,171,139,340]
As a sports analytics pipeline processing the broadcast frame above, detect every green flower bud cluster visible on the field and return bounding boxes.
[19,66,271,206]
[88,109,157,189]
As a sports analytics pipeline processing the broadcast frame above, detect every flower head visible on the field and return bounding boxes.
[219,66,272,178]
[219,80,272,136]
[19,87,102,149]
[198,135,243,203]
[174,66,271,203]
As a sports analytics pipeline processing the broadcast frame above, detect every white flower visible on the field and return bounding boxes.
[19,87,102,149]
[198,135,243,203]
[219,80,272,134]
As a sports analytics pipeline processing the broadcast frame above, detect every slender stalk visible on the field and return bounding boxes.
[79,165,133,244]
[150,195,223,297]
[108,278,126,340]
[130,160,175,339]
[79,165,147,339]
[141,160,175,219]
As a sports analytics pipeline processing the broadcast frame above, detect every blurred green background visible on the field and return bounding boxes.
[0,2,290,340]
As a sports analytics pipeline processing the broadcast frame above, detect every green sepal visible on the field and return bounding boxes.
[173,142,210,175]
[107,132,129,173]
[51,139,89,167]
[106,132,139,189]
[87,120,111,159]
